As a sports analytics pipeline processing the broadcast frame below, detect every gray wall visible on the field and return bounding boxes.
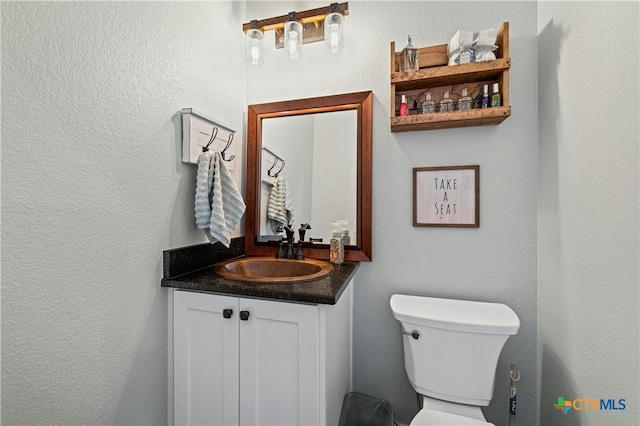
[537,2,640,425]
[246,1,539,424]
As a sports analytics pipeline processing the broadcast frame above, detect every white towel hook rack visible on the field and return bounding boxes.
[181,108,236,168]
[263,146,285,178]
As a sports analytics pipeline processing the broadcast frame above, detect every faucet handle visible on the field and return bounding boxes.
[298,223,311,242]
[283,224,295,243]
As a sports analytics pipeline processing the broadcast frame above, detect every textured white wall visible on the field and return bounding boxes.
[247,1,539,424]
[537,2,639,425]
[1,1,246,424]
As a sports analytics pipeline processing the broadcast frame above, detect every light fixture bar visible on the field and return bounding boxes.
[242,2,348,33]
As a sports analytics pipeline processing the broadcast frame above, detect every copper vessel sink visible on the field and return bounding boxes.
[214,257,333,283]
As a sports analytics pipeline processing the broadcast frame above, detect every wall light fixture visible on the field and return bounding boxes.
[325,3,345,53]
[284,12,303,60]
[246,20,264,66]
[242,2,349,65]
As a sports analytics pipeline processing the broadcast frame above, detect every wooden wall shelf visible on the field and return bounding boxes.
[390,22,510,133]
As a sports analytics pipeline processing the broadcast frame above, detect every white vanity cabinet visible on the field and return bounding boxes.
[170,281,353,426]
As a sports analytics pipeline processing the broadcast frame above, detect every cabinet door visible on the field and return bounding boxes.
[239,299,319,426]
[174,291,239,426]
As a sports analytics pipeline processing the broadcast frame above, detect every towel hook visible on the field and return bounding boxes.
[202,127,234,162]
[203,127,219,152]
[220,133,235,162]
[267,158,280,177]
[274,159,285,178]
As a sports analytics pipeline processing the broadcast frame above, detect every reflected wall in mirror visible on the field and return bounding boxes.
[259,110,357,244]
[246,91,372,261]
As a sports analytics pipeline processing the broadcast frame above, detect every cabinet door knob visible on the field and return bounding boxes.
[223,309,233,319]
[240,310,250,321]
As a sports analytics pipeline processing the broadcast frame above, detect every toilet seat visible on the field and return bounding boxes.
[410,408,494,426]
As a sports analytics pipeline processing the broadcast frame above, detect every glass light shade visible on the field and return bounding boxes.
[284,20,303,60]
[246,27,264,66]
[324,12,344,54]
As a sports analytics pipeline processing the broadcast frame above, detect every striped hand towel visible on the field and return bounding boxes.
[194,151,245,247]
[267,176,294,232]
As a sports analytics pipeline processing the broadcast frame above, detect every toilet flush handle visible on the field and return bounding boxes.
[403,330,420,340]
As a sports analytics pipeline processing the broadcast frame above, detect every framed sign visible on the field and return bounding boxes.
[413,165,479,227]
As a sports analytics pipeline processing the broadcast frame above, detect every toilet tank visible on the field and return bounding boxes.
[390,294,520,407]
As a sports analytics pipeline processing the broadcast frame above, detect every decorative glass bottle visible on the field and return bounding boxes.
[329,223,344,264]
[421,92,436,114]
[491,83,501,107]
[402,36,419,72]
[458,88,473,110]
[481,84,490,108]
[399,95,408,116]
[439,90,455,112]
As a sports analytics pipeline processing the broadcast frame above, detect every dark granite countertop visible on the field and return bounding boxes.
[161,239,359,305]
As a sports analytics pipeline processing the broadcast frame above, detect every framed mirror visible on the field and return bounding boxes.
[245,91,372,261]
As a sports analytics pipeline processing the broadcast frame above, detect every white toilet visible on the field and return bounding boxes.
[390,294,520,426]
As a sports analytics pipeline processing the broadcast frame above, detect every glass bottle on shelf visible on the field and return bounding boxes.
[458,88,473,110]
[399,95,408,116]
[491,83,501,107]
[421,92,436,114]
[402,36,419,72]
[439,90,455,112]
[481,84,490,108]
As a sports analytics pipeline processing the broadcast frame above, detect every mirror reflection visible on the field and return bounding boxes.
[259,110,358,244]
[245,91,372,261]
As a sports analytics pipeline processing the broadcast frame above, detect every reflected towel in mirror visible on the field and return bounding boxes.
[194,151,245,247]
[267,176,294,233]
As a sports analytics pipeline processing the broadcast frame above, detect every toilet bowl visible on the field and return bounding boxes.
[390,294,520,425]
[410,396,492,425]
[411,408,491,425]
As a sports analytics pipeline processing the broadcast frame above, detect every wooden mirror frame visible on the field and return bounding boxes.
[245,91,372,261]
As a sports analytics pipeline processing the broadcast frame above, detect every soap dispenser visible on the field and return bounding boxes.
[338,220,350,245]
[401,35,419,72]
[329,222,344,264]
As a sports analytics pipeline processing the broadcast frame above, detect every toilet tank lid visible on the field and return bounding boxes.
[390,294,520,335]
